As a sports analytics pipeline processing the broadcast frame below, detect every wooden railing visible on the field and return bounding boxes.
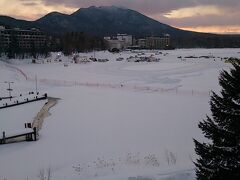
[0,127,37,145]
[0,94,47,109]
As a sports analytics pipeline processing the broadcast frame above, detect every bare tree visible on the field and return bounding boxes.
[38,167,52,180]
[47,167,51,180]
[38,169,45,180]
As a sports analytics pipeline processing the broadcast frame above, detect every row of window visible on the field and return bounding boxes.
[1,35,45,40]
[1,40,46,43]
[0,30,44,36]
[1,44,46,48]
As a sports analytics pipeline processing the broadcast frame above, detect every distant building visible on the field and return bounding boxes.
[146,34,170,49]
[137,38,147,49]
[104,33,171,50]
[116,34,133,47]
[108,39,125,50]
[0,26,46,51]
[104,34,133,51]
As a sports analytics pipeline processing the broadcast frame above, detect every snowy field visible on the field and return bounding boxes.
[0,48,239,180]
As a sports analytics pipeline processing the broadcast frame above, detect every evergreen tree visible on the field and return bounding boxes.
[194,62,240,180]
[0,34,4,56]
[30,40,37,59]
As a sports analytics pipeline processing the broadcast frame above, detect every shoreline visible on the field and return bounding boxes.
[32,97,59,134]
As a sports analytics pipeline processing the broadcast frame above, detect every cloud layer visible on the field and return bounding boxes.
[1,0,239,33]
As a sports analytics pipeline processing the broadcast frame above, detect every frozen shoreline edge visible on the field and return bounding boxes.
[32,97,59,133]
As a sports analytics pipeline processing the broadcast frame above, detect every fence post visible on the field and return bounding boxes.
[26,133,29,141]
[33,127,37,141]
[2,131,6,144]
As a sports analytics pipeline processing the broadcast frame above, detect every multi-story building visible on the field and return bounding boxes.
[146,34,170,49]
[104,34,133,51]
[105,33,171,50]
[0,26,46,51]
[116,34,133,47]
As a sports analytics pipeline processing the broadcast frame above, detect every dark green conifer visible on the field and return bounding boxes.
[194,62,240,180]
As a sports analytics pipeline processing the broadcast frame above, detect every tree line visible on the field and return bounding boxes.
[58,32,107,55]
[172,35,240,48]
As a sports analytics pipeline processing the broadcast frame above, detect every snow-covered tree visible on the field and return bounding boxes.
[194,62,240,180]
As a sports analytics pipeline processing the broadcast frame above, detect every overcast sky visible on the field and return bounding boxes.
[0,0,239,34]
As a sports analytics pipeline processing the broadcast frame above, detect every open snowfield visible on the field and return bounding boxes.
[0,48,239,180]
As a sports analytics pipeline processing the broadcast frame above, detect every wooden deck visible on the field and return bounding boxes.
[0,128,37,145]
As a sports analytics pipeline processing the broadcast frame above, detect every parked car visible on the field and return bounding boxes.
[98,59,109,62]
[116,57,124,61]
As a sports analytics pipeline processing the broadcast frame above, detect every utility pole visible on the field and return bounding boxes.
[4,81,14,100]
[35,75,38,94]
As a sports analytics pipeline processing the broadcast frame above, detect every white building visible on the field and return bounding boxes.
[106,39,125,50]
[116,34,133,47]
[104,34,133,51]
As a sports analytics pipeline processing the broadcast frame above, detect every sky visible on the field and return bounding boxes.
[0,0,239,34]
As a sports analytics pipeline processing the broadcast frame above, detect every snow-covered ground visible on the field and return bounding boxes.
[0,100,46,136]
[0,48,239,180]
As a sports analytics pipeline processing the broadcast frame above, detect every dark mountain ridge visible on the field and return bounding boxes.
[0,6,204,37]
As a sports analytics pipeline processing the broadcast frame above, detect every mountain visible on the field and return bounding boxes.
[0,16,34,29]
[0,6,201,37]
[1,6,239,48]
